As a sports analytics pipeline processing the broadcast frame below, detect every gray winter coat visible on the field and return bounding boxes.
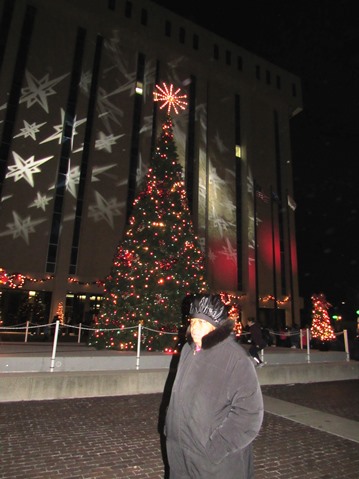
[165,320,264,478]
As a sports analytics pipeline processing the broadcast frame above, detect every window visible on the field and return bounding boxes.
[255,65,260,80]
[266,70,271,85]
[225,50,231,66]
[237,56,243,71]
[276,75,281,89]
[141,8,148,26]
[292,83,297,97]
[165,20,171,37]
[193,33,199,50]
[213,44,219,60]
[125,1,132,18]
[179,27,185,44]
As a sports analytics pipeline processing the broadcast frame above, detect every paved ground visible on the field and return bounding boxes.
[1,380,358,479]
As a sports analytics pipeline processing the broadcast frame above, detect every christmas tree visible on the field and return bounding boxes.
[310,293,336,345]
[17,292,46,325]
[90,86,208,350]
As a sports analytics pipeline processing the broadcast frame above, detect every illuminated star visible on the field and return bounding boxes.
[153,83,187,115]
[79,70,92,94]
[0,211,46,244]
[212,216,235,238]
[208,248,217,263]
[95,131,125,152]
[6,151,53,187]
[209,164,227,198]
[40,108,86,147]
[14,120,46,140]
[88,191,124,228]
[97,87,124,129]
[220,238,237,262]
[29,192,52,211]
[20,71,68,113]
[65,165,80,198]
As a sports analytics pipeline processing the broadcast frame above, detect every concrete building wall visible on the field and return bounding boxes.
[0,0,303,327]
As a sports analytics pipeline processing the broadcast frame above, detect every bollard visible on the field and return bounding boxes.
[343,329,350,362]
[25,321,29,343]
[306,328,311,363]
[136,322,142,370]
[50,320,60,372]
[78,323,82,343]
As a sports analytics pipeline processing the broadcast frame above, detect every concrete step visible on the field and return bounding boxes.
[0,342,358,402]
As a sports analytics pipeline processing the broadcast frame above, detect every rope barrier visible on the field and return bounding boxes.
[0,322,353,369]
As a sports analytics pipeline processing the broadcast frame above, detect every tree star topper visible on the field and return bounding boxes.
[153,83,188,115]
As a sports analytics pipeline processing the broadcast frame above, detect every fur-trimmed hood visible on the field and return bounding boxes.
[186,319,235,350]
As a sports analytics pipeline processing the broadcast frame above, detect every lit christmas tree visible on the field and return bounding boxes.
[56,301,64,323]
[310,293,336,345]
[17,293,46,325]
[90,84,208,350]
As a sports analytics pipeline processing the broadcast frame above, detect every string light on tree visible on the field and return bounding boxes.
[91,85,208,351]
[153,83,188,115]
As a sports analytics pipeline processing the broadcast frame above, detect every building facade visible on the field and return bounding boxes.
[0,0,303,330]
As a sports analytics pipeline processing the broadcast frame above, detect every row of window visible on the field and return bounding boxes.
[107,0,298,97]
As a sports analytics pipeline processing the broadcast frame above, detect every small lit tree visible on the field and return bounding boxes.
[310,293,336,347]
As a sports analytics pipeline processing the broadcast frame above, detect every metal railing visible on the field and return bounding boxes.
[0,322,351,371]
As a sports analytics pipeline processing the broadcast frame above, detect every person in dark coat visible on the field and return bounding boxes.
[247,318,267,367]
[165,294,264,479]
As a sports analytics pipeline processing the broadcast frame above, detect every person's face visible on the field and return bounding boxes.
[190,318,215,347]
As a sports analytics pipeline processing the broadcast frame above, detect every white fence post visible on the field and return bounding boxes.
[50,320,60,372]
[78,323,82,343]
[136,323,142,370]
[343,329,350,361]
[25,321,30,343]
[306,328,311,363]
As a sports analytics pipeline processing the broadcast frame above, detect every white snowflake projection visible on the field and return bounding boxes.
[219,237,237,262]
[95,131,125,152]
[0,211,46,244]
[211,216,235,238]
[198,181,207,202]
[247,173,255,196]
[79,70,92,94]
[198,236,206,252]
[213,131,229,154]
[209,164,227,198]
[29,192,52,211]
[88,191,124,228]
[65,165,80,198]
[208,248,217,263]
[40,108,86,147]
[91,164,117,182]
[139,115,154,134]
[5,151,53,187]
[221,198,237,217]
[13,120,46,140]
[104,31,129,76]
[97,86,124,130]
[0,194,13,203]
[142,63,157,100]
[72,144,84,154]
[135,152,148,185]
[19,70,69,113]
[106,74,137,99]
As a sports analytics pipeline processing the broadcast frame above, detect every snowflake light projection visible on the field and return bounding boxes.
[153,83,188,115]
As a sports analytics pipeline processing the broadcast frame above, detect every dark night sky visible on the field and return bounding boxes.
[152,0,359,319]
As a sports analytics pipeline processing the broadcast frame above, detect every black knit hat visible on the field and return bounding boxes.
[189,294,228,327]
